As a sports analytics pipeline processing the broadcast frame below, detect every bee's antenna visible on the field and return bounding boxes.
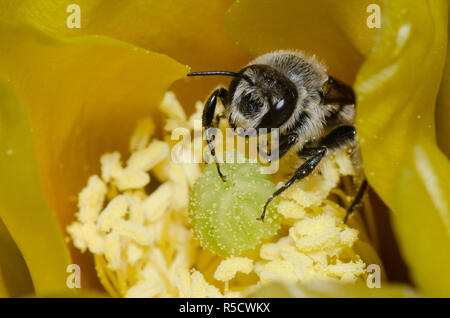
[187,71,242,77]
[188,71,253,85]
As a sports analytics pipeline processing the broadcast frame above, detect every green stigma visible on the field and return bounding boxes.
[188,152,282,257]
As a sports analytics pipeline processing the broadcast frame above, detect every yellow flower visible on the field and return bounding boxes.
[0,0,448,297]
[67,93,380,297]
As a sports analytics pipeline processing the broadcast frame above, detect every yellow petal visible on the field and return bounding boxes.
[355,0,450,296]
[0,0,251,107]
[227,0,382,83]
[393,138,450,297]
[328,0,383,58]
[0,218,34,297]
[248,281,417,298]
[0,23,188,290]
[0,0,245,68]
[32,290,109,298]
[355,1,447,203]
[436,2,450,158]
[0,79,71,294]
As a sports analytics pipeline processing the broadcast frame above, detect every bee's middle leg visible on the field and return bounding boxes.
[260,125,361,221]
[259,146,326,221]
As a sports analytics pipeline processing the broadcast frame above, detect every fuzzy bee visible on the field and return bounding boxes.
[188,50,367,222]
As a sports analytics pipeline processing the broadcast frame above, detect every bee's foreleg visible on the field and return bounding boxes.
[203,88,228,182]
[214,112,227,128]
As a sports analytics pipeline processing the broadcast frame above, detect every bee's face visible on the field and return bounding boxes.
[228,65,298,133]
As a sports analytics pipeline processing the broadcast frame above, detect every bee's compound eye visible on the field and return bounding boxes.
[268,96,296,127]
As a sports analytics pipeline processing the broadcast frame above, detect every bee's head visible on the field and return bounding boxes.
[227,64,298,133]
[187,65,298,135]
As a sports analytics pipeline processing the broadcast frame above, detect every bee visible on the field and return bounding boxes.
[188,50,367,222]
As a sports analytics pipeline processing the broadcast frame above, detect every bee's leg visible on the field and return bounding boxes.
[203,88,228,182]
[259,146,327,221]
[317,125,356,150]
[260,125,357,221]
[214,112,227,128]
[344,179,368,224]
[316,125,368,223]
[258,133,298,162]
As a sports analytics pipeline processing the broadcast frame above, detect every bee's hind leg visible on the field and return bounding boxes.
[344,179,368,224]
[317,125,368,223]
